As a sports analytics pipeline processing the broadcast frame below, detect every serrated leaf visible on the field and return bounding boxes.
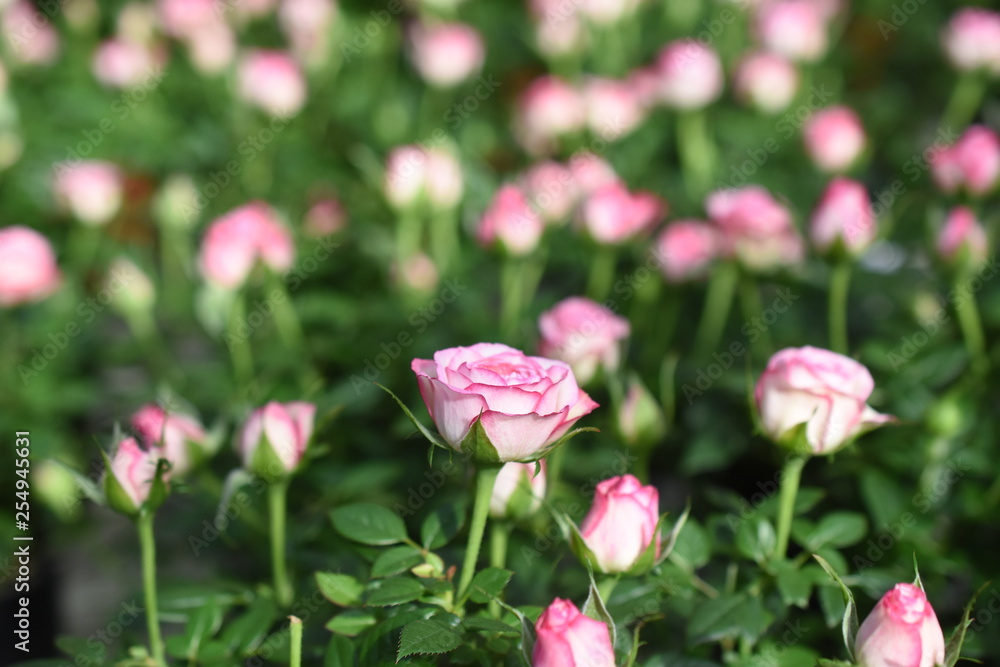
[365,577,424,606]
[326,610,377,637]
[814,554,859,661]
[374,382,448,450]
[371,546,424,578]
[397,619,462,660]
[468,567,513,604]
[331,503,408,546]
[316,572,365,607]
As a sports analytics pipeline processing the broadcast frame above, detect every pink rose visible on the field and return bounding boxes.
[489,460,546,519]
[411,343,598,462]
[579,182,664,244]
[155,0,218,38]
[395,252,439,293]
[803,106,866,173]
[237,401,316,476]
[706,186,804,271]
[937,206,988,266]
[941,8,1000,75]
[515,75,586,154]
[53,161,124,226]
[532,598,616,667]
[537,297,631,385]
[132,404,209,476]
[521,161,578,224]
[755,346,893,454]
[3,1,59,66]
[303,198,346,238]
[384,146,463,211]
[567,152,619,196]
[580,474,659,573]
[529,0,586,57]
[186,22,236,74]
[238,50,307,116]
[105,436,164,515]
[477,185,544,256]
[92,38,159,88]
[425,148,464,210]
[733,51,799,114]
[854,583,946,667]
[755,0,830,62]
[198,202,295,289]
[583,76,645,138]
[408,22,484,88]
[0,226,61,307]
[577,0,638,25]
[932,125,1000,196]
[279,0,336,65]
[654,40,724,110]
[809,178,876,256]
[656,220,719,282]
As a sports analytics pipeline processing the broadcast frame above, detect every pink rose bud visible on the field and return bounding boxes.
[155,0,217,38]
[755,0,830,62]
[238,50,307,116]
[809,177,877,256]
[654,40,724,110]
[516,75,587,155]
[733,51,799,114]
[105,436,165,515]
[533,598,616,667]
[411,343,598,462]
[395,252,440,292]
[567,152,620,196]
[279,0,336,65]
[186,22,236,74]
[303,198,346,238]
[656,220,719,283]
[616,375,666,449]
[755,346,893,454]
[580,474,660,573]
[3,1,60,66]
[583,76,645,139]
[578,0,638,25]
[942,8,1000,75]
[408,22,485,88]
[237,401,316,476]
[854,583,946,667]
[706,186,804,271]
[522,161,578,225]
[384,145,428,210]
[803,106,866,173]
[580,183,664,245]
[932,125,1000,196]
[132,404,209,476]
[199,202,295,289]
[937,206,989,266]
[537,297,631,385]
[92,38,158,88]
[477,185,545,256]
[425,147,464,210]
[53,161,124,226]
[528,0,586,57]
[489,461,547,519]
[0,226,61,306]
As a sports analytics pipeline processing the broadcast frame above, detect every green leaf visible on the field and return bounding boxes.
[806,512,869,550]
[397,619,462,660]
[468,567,514,604]
[669,517,712,570]
[324,635,355,667]
[816,660,855,667]
[316,572,365,607]
[331,503,408,546]
[365,577,424,606]
[463,617,520,636]
[173,599,225,660]
[814,554,859,661]
[688,593,771,645]
[774,561,814,609]
[326,610,377,637]
[735,518,777,563]
[371,546,424,578]
[945,582,989,667]
[374,382,448,450]
[420,502,466,550]
[219,596,279,655]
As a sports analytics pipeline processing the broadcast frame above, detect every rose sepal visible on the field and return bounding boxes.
[375,381,450,451]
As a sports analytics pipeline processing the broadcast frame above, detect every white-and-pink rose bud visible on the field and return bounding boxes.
[238,50,306,116]
[53,161,124,226]
[4,1,60,66]
[132,404,209,476]
[616,374,666,448]
[932,125,1000,196]
[515,75,586,155]
[384,145,428,210]
[937,206,989,267]
[186,22,236,74]
[533,598,616,667]
[156,0,218,38]
[810,177,877,256]
[92,38,157,88]
[408,21,484,88]
[733,51,799,114]
[411,343,598,462]
[279,0,337,66]
[528,0,586,57]
[942,8,1000,76]
[0,226,61,307]
[489,461,546,519]
[654,40,724,110]
[477,185,544,256]
[395,252,439,292]
[577,0,638,25]
[567,152,619,196]
[537,296,631,385]
[199,202,295,289]
[237,401,316,477]
[706,186,804,271]
[656,220,719,282]
[580,183,664,245]
[425,148,464,210]
[583,76,645,139]
[303,198,346,238]
[755,346,894,454]
[755,0,829,62]
[522,161,578,224]
[105,436,166,516]
[854,583,946,667]
[803,106,866,173]
[580,474,660,573]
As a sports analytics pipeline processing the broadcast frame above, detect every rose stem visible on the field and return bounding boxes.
[693,261,738,358]
[269,478,293,607]
[227,292,254,394]
[774,456,807,561]
[137,510,166,667]
[738,274,773,355]
[458,465,501,605]
[289,616,303,667]
[677,110,716,201]
[828,260,852,355]
[488,521,510,617]
[942,72,984,132]
[954,273,988,375]
[586,246,617,302]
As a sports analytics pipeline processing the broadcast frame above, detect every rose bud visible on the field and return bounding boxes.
[53,161,124,226]
[279,0,336,66]
[3,1,60,66]
[533,598,616,667]
[583,76,645,138]
[954,125,1000,196]
[654,40,724,110]
[733,51,799,114]
[937,206,989,268]
[522,161,578,225]
[577,0,638,25]
[515,75,587,155]
[0,226,61,307]
[105,257,156,317]
[199,202,295,289]
[941,8,1000,76]
[477,184,545,256]
[529,0,586,58]
[155,0,217,38]
[616,374,666,449]
[705,186,804,271]
[384,145,428,210]
[656,220,719,283]
[238,50,307,116]
[567,152,619,196]
[754,346,893,454]
[929,143,963,195]
[803,106,866,173]
[132,403,209,476]
[237,401,316,477]
[809,177,877,257]
[537,296,631,385]
[580,183,664,245]
[755,0,830,62]
[411,343,598,463]
[489,461,546,519]
[152,174,200,231]
[104,436,168,516]
[395,251,440,293]
[408,22,484,88]
[92,38,158,88]
[186,22,236,74]
[425,147,464,211]
[303,198,346,238]
[580,474,659,573]
[854,583,946,667]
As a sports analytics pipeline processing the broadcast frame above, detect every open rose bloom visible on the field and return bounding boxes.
[854,583,946,667]
[411,343,598,462]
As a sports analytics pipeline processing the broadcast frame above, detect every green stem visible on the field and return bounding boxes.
[138,511,165,667]
[774,456,807,561]
[954,275,988,375]
[942,72,985,132]
[227,293,254,393]
[693,262,738,358]
[458,465,501,604]
[430,208,459,274]
[488,521,509,618]
[677,110,716,201]
[269,479,293,607]
[268,275,305,354]
[289,616,303,667]
[586,247,617,302]
[738,275,773,355]
[828,261,852,355]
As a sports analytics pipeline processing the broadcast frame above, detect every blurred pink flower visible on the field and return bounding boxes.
[53,161,124,226]
[92,38,158,88]
[706,185,804,271]
[522,161,578,224]
[733,51,799,114]
[583,76,645,138]
[199,202,295,289]
[654,40,724,110]
[0,226,61,307]
[803,106,866,173]
[515,75,586,154]
[931,125,1000,196]
[810,177,876,256]
[238,50,307,116]
[942,8,1000,75]
[755,0,830,62]
[656,220,719,282]
[538,296,631,385]
[477,184,544,255]
[3,1,60,66]
[580,182,664,244]
[303,198,346,238]
[937,206,988,266]
[408,22,484,88]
